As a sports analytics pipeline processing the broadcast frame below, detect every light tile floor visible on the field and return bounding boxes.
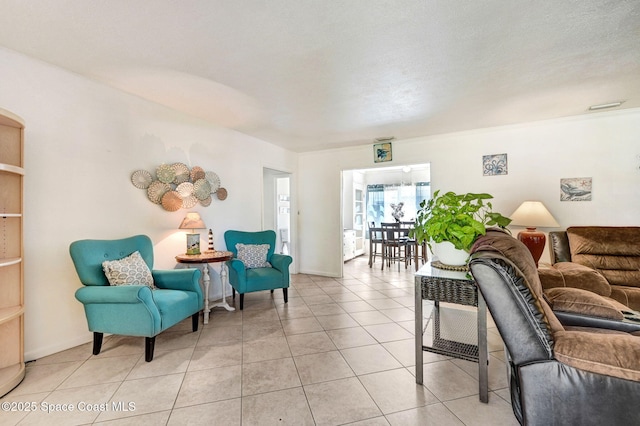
[1,256,519,425]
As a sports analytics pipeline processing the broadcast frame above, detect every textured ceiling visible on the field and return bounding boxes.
[1,1,639,152]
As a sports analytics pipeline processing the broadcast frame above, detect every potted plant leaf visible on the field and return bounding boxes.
[409,190,512,265]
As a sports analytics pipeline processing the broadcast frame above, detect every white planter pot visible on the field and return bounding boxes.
[434,241,469,266]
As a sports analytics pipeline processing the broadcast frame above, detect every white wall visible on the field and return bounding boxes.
[362,166,430,187]
[0,47,297,360]
[298,109,640,277]
[298,149,344,276]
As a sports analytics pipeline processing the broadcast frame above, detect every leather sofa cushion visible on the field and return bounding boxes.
[545,287,624,320]
[538,262,611,296]
[567,227,640,288]
[549,231,571,263]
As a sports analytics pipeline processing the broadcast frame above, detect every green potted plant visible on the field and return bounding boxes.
[409,190,512,265]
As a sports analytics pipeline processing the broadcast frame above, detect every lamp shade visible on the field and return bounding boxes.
[509,201,559,228]
[179,212,206,230]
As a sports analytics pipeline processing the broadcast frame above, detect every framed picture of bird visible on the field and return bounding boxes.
[560,177,592,201]
[373,142,392,163]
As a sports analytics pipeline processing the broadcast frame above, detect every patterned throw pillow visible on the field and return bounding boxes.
[236,243,272,269]
[102,251,155,288]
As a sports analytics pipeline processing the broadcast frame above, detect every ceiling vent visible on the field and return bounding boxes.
[588,101,624,111]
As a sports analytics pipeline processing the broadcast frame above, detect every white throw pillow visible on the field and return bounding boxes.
[236,243,272,269]
[102,251,155,288]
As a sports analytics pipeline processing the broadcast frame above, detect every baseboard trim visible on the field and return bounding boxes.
[25,333,94,362]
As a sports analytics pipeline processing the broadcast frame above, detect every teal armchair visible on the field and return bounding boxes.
[224,230,293,310]
[69,235,202,362]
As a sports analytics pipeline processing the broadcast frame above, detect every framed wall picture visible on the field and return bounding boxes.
[374,142,392,163]
[560,177,592,201]
[483,153,508,176]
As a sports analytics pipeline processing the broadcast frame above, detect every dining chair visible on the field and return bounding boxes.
[381,222,400,229]
[381,227,410,271]
[368,226,384,267]
[397,221,427,271]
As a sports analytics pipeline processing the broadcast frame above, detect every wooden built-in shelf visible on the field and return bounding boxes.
[0,108,24,397]
[0,306,24,324]
[0,257,22,268]
[0,364,25,397]
[0,163,24,175]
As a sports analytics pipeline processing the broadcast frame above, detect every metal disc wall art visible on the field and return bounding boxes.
[172,162,190,184]
[161,191,182,211]
[216,187,228,200]
[156,164,176,183]
[131,170,153,189]
[147,181,171,204]
[176,182,194,197]
[205,171,221,192]
[190,166,206,181]
[193,179,211,200]
[131,163,227,211]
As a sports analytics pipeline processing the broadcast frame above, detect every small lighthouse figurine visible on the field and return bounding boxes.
[207,229,214,252]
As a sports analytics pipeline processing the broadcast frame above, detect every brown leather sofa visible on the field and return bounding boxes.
[543,226,640,311]
[470,229,640,425]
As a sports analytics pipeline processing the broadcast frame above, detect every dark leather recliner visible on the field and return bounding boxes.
[469,229,640,426]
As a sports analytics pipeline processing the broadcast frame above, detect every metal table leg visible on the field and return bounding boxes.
[478,291,488,403]
[415,277,423,384]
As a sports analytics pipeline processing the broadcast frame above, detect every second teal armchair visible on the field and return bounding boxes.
[224,230,293,310]
[70,235,203,362]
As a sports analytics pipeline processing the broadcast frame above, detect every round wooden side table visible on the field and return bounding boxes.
[176,251,234,324]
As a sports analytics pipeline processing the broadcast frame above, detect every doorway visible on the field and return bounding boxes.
[341,163,430,270]
[263,168,293,265]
